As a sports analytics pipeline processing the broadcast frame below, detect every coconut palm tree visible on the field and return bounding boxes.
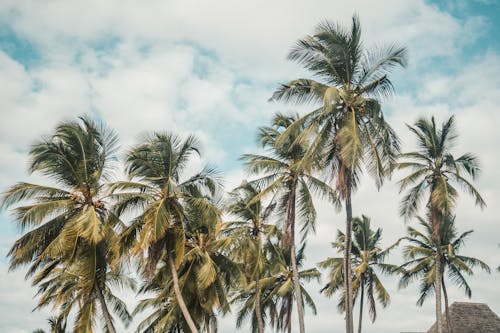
[270,15,407,333]
[111,132,220,333]
[1,116,131,333]
[241,112,337,333]
[319,215,399,333]
[397,115,486,333]
[234,238,320,333]
[398,215,490,333]
[226,182,277,333]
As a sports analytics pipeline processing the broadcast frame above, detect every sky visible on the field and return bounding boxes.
[0,0,499,332]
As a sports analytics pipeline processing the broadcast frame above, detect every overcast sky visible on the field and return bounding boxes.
[0,0,499,332]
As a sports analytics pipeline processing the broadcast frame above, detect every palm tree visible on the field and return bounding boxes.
[226,182,276,333]
[111,132,221,333]
[270,15,407,333]
[1,116,130,332]
[398,215,490,333]
[242,112,336,333]
[397,115,486,333]
[319,216,399,333]
[234,238,320,333]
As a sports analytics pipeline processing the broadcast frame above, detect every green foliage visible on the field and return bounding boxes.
[398,215,491,305]
[319,216,399,323]
[397,116,485,221]
[2,116,129,332]
[233,236,320,333]
[271,15,407,193]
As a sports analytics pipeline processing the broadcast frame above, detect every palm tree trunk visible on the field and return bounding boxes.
[290,243,305,333]
[95,284,116,333]
[255,229,265,333]
[442,275,453,333]
[431,206,443,333]
[344,184,354,333]
[168,253,199,333]
[357,281,364,333]
[435,251,444,333]
[286,177,306,333]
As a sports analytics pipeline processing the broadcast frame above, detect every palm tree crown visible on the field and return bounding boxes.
[397,115,485,221]
[111,132,221,333]
[399,215,491,305]
[1,116,128,332]
[319,215,399,333]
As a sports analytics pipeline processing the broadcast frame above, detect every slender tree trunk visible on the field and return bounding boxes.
[357,280,364,333]
[95,284,116,333]
[435,251,444,333]
[285,177,306,333]
[255,226,265,333]
[431,205,443,333]
[344,184,354,333]
[290,243,305,333]
[168,253,199,333]
[442,276,453,333]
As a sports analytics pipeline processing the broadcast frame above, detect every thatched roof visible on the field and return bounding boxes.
[426,302,500,333]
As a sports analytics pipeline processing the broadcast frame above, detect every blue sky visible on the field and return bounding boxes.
[0,0,499,332]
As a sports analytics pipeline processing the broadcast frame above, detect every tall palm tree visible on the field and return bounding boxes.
[398,215,490,333]
[226,182,276,333]
[111,133,220,333]
[397,115,486,333]
[319,216,399,333]
[242,112,336,333]
[270,15,407,333]
[1,116,130,333]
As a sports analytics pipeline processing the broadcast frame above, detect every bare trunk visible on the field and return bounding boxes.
[291,243,305,333]
[431,205,443,333]
[96,284,116,333]
[357,280,364,333]
[442,275,453,333]
[344,185,354,333]
[285,177,306,333]
[255,230,264,333]
[168,253,199,333]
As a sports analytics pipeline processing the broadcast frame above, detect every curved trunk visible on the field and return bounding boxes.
[357,280,364,333]
[168,253,199,333]
[442,275,453,333]
[95,283,116,333]
[285,177,306,333]
[344,185,354,333]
